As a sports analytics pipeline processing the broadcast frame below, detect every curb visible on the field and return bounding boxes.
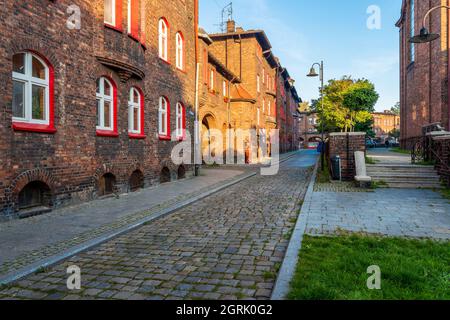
[0,151,300,286]
[270,159,319,300]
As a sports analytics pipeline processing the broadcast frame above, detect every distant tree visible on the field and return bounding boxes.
[314,76,379,133]
[390,102,400,115]
[389,128,400,140]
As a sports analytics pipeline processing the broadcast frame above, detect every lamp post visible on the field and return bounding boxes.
[409,5,449,43]
[307,61,325,171]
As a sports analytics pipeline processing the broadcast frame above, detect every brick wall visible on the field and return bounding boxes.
[328,133,366,181]
[397,0,449,147]
[0,0,196,219]
[432,135,450,187]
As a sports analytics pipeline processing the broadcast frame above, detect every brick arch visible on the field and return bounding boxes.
[8,169,58,210]
[9,38,58,67]
[92,163,118,185]
[90,64,122,87]
[126,161,144,178]
[159,159,176,172]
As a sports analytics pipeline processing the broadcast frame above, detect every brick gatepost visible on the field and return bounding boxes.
[328,132,366,181]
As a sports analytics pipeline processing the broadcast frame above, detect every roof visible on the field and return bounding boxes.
[209,29,279,69]
[208,52,241,83]
[209,29,273,51]
[230,84,256,104]
[395,0,406,27]
[198,28,213,45]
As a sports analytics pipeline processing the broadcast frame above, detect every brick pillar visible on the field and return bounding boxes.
[328,132,366,181]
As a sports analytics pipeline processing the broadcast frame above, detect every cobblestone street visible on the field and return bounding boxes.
[0,153,317,300]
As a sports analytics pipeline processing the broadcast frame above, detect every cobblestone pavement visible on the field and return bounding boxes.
[0,168,252,276]
[0,153,316,300]
[305,188,450,239]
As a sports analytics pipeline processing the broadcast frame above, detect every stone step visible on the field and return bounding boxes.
[368,173,440,179]
[367,166,436,172]
[372,177,441,184]
[376,182,443,189]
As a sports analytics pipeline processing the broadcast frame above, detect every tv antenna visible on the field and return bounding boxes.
[220,2,233,33]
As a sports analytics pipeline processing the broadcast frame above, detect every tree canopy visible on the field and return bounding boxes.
[312,76,379,133]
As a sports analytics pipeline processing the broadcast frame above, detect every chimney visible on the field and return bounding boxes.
[226,20,236,33]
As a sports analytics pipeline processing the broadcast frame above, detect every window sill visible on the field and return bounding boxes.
[105,23,123,33]
[176,67,187,74]
[12,122,57,134]
[96,129,119,137]
[159,57,171,66]
[129,133,147,140]
[159,135,171,141]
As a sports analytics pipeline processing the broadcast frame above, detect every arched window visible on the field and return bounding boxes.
[96,77,118,137]
[128,87,145,138]
[175,32,184,70]
[158,96,170,139]
[12,52,55,133]
[159,18,169,62]
[175,102,185,140]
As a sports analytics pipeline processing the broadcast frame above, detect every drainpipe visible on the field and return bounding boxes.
[448,0,450,130]
[194,0,201,175]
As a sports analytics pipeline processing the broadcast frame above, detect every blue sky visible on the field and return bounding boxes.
[200,0,403,111]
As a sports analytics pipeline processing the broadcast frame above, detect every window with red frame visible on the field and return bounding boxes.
[159,18,169,62]
[158,96,170,139]
[12,52,56,133]
[128,87,145,138]
[96,77,118,137]
[104,0,122,31]
[176,32,184,70]
[175,102,186,140]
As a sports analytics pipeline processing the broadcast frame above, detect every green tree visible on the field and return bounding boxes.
[390,102,400,115]
[314,77,379,133]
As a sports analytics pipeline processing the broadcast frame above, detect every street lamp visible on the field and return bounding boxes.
[409,5,449,43]
[307,61,325,171]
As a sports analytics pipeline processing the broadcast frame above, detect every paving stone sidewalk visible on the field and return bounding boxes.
[305,187,450,239]
[0,152,316,300]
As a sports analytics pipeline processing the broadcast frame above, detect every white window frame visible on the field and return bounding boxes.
[96,77,114,131]
[159,19,168,61]
[210,69,215,90]
[159,96,169,136]
[127,0,131,34]
[128,87,141,134]
[176,102,184,138]
[268,100,271,116]
[257,75,260,93]
[257,107,260,126]
[104,0,116,26]
[223,80,227,97]
[262,98,265,113]
[176,32,184,70]
[12,52,50,125]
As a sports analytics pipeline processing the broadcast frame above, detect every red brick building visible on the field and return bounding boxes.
[0,0,198,219]
[397,0,450,147]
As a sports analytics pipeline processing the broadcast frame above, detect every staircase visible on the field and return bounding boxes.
[366,164,442,189]
[366,149,443,189]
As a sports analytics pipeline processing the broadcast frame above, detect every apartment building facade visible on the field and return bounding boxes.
[0,0,197,219]
[372,111,401,141]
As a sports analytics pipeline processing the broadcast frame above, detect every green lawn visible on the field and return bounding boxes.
[288,235,450,300]
[390,147,411,155]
